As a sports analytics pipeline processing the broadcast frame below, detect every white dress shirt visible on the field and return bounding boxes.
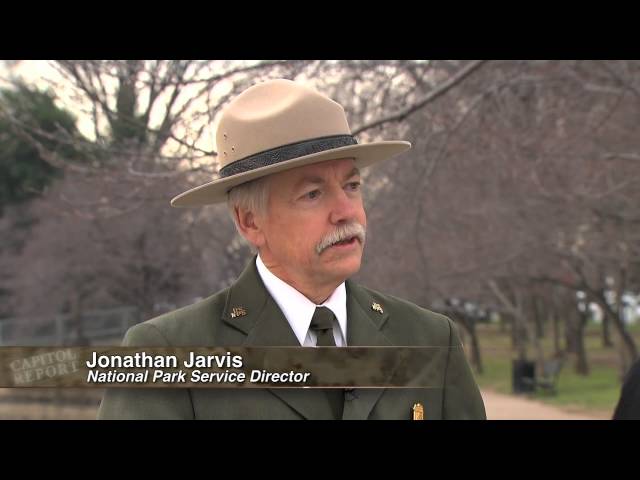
[255,255,347,346]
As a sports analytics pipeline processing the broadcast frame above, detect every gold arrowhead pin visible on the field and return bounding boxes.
[412,403,424,420]
[230,306,247,319]
[371,302,384,314]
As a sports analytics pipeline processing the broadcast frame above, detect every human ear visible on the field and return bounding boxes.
[234,206,266,248]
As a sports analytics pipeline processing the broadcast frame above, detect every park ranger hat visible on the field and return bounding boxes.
[171,78,411,207]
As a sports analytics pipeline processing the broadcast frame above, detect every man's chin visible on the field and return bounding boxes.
[320,251,362,277]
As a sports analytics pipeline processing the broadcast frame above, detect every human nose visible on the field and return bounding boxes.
[328,188,360,225]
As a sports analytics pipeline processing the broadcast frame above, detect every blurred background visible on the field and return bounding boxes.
[0,60,638,419]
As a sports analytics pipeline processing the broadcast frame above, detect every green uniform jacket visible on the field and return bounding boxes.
[98,258,486,420]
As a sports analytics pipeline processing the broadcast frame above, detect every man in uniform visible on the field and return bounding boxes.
[98,79,486,420]
[613,357,640,420]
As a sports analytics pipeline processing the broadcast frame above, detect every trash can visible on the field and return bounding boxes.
[512,359,536,393]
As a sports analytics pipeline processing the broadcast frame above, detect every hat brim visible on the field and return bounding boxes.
[170,140,411,207]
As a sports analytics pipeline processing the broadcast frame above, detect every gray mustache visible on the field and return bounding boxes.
[316,223,366,255]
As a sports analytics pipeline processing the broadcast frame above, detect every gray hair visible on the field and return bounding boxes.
[227,176,271,252]
[316,222,366,255]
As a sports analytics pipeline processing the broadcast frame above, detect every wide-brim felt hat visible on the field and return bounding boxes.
[171,79,411,207]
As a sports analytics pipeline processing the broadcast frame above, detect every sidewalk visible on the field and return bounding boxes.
[481,389,611,420]
[0,387,613,420]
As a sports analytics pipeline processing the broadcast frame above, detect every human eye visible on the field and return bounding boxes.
[346,181,361,192]
[302,189,321,200]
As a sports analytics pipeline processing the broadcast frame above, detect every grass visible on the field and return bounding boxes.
[468,322,640,415]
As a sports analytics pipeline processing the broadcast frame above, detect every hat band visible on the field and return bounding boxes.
[219,134,358,178]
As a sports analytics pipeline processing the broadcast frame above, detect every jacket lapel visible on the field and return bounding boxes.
[222,257,334,420]
[342,280,394,420]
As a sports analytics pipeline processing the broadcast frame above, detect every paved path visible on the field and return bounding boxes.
[0,388,613,420]
[481,389,611,420]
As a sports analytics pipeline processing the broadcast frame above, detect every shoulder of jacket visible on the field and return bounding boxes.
[350,282,454,340]
[124,287,230,345]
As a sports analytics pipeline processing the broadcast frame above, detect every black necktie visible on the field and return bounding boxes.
[310,306,344,419]
[310,306,337,346]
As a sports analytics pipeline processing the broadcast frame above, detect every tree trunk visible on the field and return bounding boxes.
[565,311,576,354]
[552,312,562,355]
[513,312,528,361]
[487,280,528,360]
[449,313,483,375]
[574,310,590,375]
[510,313,519,351]
[499,313,507,334]
[523,296,545,377]
[533,296,545,339]
[594,293,638,365]
[602,312,614,348]
[70,290,88,346]
[466,318,484,375]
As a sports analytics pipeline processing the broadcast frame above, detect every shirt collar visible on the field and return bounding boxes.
[255,254,347,346]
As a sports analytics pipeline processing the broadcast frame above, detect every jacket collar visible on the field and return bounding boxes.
[221,256,392,419]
